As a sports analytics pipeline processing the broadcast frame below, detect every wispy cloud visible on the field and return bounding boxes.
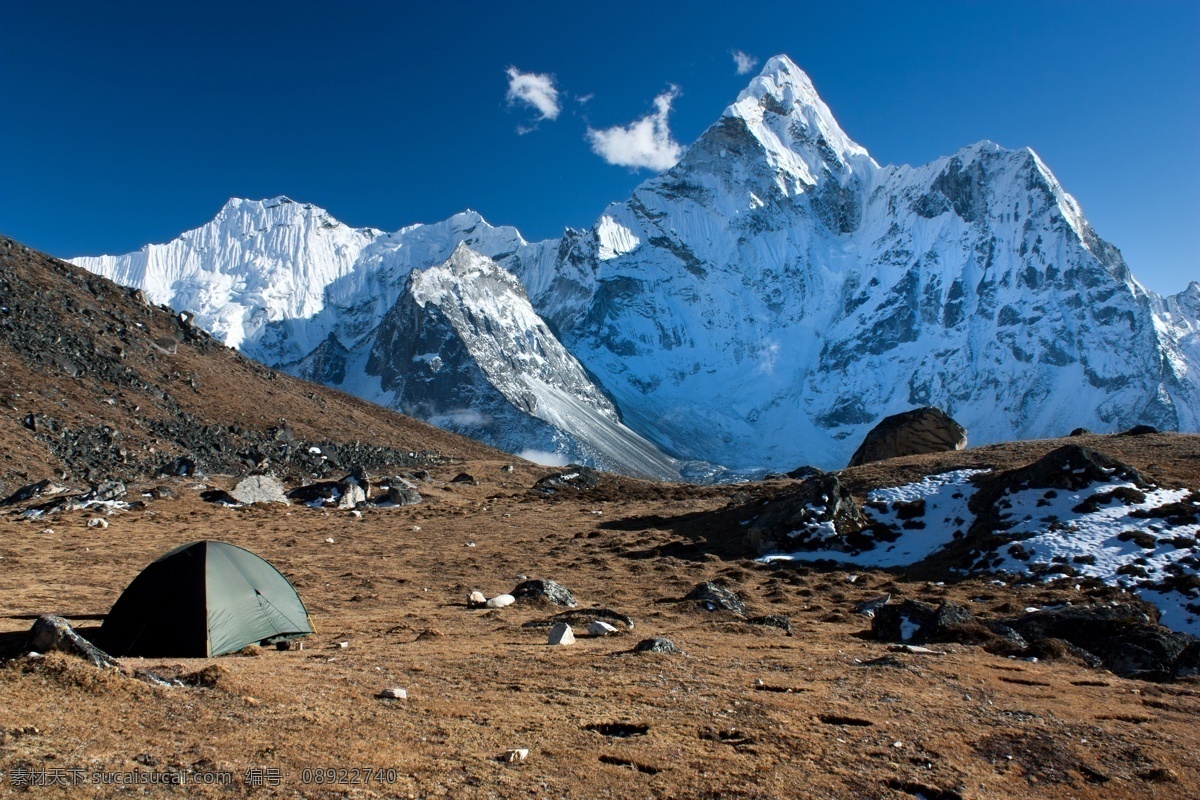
[586,87,683,171]
[505,67,561,126]
[732,50,759,75]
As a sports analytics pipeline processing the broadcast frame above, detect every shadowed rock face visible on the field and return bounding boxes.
[848,407,967,467]
[746,471,871,555]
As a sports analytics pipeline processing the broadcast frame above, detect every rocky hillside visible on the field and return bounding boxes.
[0,236,504,493]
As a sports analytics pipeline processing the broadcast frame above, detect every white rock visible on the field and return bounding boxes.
[86,518,109,529]
[378,687,407,699]
[503,748,529,762]
[350,510,362,519]
[588,621,618,637]
[468,591,487,606]
[230,475,290,505]
[336,641,349,649]
[548,622,575,645]
[324,537,335,543]
[486,594,515,609]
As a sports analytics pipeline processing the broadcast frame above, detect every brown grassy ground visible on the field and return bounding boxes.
[2,438,1199,799]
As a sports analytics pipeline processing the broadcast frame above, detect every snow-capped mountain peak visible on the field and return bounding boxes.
[724,54,876,190]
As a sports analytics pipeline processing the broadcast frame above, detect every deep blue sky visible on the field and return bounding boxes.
[1,1,1196,293]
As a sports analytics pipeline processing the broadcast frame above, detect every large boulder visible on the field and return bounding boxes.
[847,407,967,467]
[230,475,289,506]
[746,471,872,555]
[27,615,119,669]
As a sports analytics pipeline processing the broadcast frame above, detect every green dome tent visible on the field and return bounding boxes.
[100,541,313,657]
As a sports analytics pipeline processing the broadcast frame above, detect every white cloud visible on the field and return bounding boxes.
[505,67,561,122]
[732,50,759,75]
[586,87,683,171]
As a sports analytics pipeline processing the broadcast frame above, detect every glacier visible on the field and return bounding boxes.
[71,55,1199,475]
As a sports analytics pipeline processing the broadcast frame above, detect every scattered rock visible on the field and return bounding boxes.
[534,465,600,492]
[88,480,126,502]
[148,486,176,500]
[521,608,635,631]
[26,615,118,669]
[199,489,241,506]
[855,594,891,617]
[1069,427,1092,437]
[386,485,423,506]
[512,579,577,607]
[86,517,109,529]
[746,614,792,635]
[156,455,196,477]
[634,637,683,655]
[547,622,575,645]
[589,621,619,637]
[872,600,995,648]
[683,582,746,615]
[502,748,529,763]
[378,687,407,699]
[449,472,476,484]
[847,406,967,467]
[500,464,515,473]
[1,479,65,507]
[467,591,487,607]
[230,475,289,505]
[486,594,515,609]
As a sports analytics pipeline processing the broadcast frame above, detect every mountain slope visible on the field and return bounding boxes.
[0,235,504,491]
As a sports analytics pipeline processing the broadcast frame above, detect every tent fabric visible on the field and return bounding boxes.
[100,541,313,657]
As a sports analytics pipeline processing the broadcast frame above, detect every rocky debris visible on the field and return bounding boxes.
[683,582,746,615]
[633,637,683,655]
[888,644,943,655]
[449,472,476,485]
[148,485,176,500]
[86,517,109,529]
[485,594,516,609]
[501,748,529,763]
[534,465,600,492]
[746,615,792,635]
[512,579,577,607]
[1069,427,1092,437]
[378,687,407,699]
[1,479,66,507]
[467,591,488,608]
[87,480,126,502]
[998,603,1198,682]
[547,622,575,645]
[26,615,118,669]
[588,621,619,637]
[230,475,289,506]
[848,407,967,467]
[745,471,872,555]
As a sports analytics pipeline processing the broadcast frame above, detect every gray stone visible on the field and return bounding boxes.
[683,582,745,615]
[378,687,407,699]
[512,579,577,607]
[633,637,683,655]
[548,622,575,645]
[588,620,619,637]
[486,594,515,609]
[386,485,423,506]
[230,475,289,505]
[27,615,118,669]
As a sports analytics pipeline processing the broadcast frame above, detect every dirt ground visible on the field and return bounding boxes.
[2,442,1199,800]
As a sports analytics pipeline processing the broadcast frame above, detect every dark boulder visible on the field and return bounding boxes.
[999,603,1196,682]
[872,600,1000,648]
[683,582,746,615]
[512,579,577,607]
[746,471,871,555]
[449,472,476,484]
[633,637,683,655]
[156,455,196,477]
[1068,427,1092,437]
[1,479,62,507]
[848,407,967,467]
[1119,424,1159,436]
